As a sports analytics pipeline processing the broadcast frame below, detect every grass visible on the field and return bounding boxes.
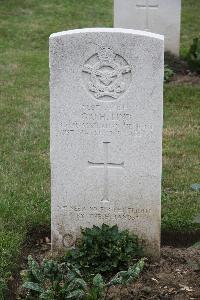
[162,86,200,232]
[181,0,200,56]
[0,0,199,296]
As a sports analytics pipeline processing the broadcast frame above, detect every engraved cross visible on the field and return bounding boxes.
[88,142,124,203]
[136,0,159,30]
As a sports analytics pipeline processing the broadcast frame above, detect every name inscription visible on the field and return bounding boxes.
[61,103,153,137]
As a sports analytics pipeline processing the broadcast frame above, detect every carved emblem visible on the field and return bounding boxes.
[62,233,75,248]
[82,47,132,101]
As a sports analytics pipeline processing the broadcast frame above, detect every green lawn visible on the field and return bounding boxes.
[0,0,200,296]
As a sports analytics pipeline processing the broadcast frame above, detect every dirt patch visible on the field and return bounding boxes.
[164,52,200,85]
[165,52,189,75]
[107,247,200,300]
[162,231,200,248]
[169,74,200,86]
[10,229,199,300]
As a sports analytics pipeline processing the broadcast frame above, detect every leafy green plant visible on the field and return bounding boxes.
[66,224,143,275]
[21,226,145,299]
[85,258,145,299]
[22,258,105,300]
[164,65,175,82]
[85,274,105,300]
[22,256,88,299]
[21,257,146,299]
[187,37,200,73]
[107,258,146,286]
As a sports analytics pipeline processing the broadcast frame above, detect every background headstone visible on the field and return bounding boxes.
[114,0,181,56]
[50,28,164,259]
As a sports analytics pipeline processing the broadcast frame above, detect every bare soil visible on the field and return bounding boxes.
[7,228,200,300]
[164,52,200,85]
[107,247,200,300]
[169,74,200,86]
[164,52,190,75]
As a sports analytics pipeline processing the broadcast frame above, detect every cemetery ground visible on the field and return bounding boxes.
[0,0,199,298]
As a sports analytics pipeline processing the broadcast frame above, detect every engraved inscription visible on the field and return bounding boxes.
[82,47,132,101]
[61,103,154,137]
[62,205,152,222]
[88,142,124,203]
[136,0,159,30]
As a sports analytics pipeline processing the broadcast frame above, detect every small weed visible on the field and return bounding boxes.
[21,256,88,299]
[187,37,200,73]
[106,258,146,287]
[164,65,175,82]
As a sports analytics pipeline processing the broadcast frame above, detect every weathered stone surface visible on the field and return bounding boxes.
[114,0,181,56]
[50,28,164,259]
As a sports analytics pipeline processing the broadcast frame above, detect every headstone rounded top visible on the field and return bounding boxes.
[49,27,164,41]
[50,24,164,259]
[114,0,181,55]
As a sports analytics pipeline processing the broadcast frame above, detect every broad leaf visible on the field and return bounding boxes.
[66,289,85,299]
[22,281,44,293]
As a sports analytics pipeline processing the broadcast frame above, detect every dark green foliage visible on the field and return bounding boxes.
[22,256,88,299]
[85,274,105,300]
[107,258,146,286]
[22,256,145,300]
[187,37,200,73]
[164,65,175,82]
[66,224,143,274]
[85,258,146,299]
[21,226,145,299]
[0,279,7,300]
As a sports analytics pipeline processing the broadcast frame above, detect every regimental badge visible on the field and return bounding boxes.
[82,47,132,101]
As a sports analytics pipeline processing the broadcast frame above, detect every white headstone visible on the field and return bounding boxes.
[114,0,181,56]
[50,28,164,259]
